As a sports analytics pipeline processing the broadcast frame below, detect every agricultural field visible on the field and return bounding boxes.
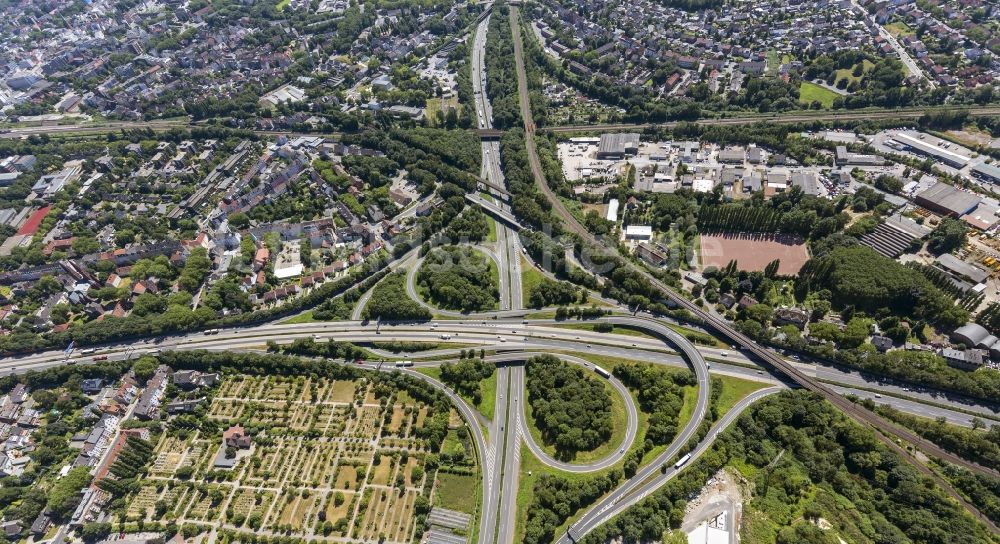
[118,374,467,543]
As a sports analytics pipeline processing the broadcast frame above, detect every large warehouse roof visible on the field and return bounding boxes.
[893,133,969,167]
[914,182,980,217]
[936,253,989,284]
[597,133,640,158]
[972,162,1000,183]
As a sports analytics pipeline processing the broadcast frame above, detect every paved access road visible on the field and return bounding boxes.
[507,6,1000,534]
[561,387,783,543]
[503,352,638,473]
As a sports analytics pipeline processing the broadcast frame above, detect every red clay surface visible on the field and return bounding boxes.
[16,205,50,236]
[699,233,810,276]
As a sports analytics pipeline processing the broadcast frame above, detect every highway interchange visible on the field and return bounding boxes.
[1,5,999,542]
[505,4,1000,537]
[3,314,998,540]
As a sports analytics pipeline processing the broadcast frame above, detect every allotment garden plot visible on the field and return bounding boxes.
[121,374,447,543]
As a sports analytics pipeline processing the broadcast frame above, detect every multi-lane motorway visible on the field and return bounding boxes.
[507,5,1000,536]
[4,312,999,539]
[3,5,999,540]
[470,11,523,544]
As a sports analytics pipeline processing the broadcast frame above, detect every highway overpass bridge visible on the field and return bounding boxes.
[465,193,523,230]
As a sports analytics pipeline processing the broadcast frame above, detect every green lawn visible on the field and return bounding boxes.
[487,216,498,242]
[799,81,840,109]
[833,60,875,86]
[435,472,479,513]
[551,322,658,340]
[520,256,545,305]
[478,370,497,421]
[664,322,729,348]
[416,367,442,380]
[276,0,290,10]
[885,21,915,37]
[766,50,780,76]
[715,374,771,418]
[281,311,316,324]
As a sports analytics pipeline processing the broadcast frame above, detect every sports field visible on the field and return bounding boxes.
[700,233,810,276]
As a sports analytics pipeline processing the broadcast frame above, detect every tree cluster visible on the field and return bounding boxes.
[796,246,968,329]
[362,272,433,322]
[528,277,579,308]
[581,390,998,544]
[439,359,493,405]
[926,217,967,255]
[614,363,694,444]
[524,470,622,544]
[417,246,499,312]
[525,355,612,458]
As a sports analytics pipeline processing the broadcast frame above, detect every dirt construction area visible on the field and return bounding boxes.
[700,233,810,276]
[682,468,745,543]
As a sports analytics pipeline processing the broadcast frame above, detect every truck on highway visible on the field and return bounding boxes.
[674,453,692,469]
[439,334,451,340]
[204,328,221,335]
[395,361,413,368]
[594,366,610,379]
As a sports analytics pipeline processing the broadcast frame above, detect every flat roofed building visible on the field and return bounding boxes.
[596,133,640,160]
[914,182,980,217]
[258,84,306,108]
[718,146,745,164]
[606,198,619,222]
[624,225,652,240]
[892,133,969,168]
[971,162,1000,184]
[935,253,989,284]
[835,145,885,166]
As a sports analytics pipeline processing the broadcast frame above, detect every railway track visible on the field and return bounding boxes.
[508,5,1000,533]
[544,106,1000,133]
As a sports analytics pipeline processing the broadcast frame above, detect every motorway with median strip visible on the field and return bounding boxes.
[3,7,999,539]
[507,5,1000,537]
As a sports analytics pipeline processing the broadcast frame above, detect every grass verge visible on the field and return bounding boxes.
[799,81,840,108]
